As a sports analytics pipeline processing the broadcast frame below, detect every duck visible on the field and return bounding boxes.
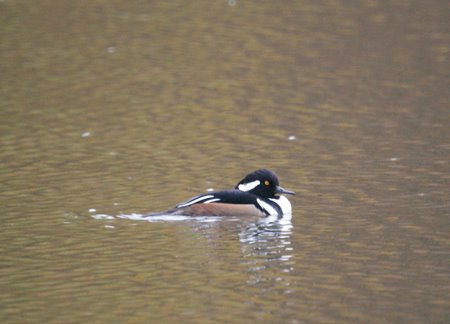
[145,169,294,217]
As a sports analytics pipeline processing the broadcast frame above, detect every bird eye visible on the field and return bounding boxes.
[264,180,270,186]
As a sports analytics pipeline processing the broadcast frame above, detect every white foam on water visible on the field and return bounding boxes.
[116,213,223,223]
[91,214,115,220]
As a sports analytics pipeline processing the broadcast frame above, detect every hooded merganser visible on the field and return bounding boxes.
[146,169,295,217]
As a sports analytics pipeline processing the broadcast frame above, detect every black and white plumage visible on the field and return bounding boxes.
[146,169,295,217]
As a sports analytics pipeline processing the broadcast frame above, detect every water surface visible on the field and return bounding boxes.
[1,0,449,323]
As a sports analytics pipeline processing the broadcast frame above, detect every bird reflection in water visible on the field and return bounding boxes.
[239,214,294,284]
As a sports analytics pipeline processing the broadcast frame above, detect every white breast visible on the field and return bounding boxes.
[257,198,279,216]
[269,195,292,215]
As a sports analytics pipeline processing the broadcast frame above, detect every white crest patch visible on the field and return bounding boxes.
[257,198,278,216]
[238,180,261,192]
[177,195,214,208]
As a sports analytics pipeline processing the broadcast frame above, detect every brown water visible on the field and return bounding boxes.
[1,0,449,323]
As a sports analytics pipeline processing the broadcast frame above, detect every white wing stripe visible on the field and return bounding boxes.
[177,195,214,208]
[203,198,221,204]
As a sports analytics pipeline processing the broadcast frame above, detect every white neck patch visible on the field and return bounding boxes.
[257,198,278,216]
[238,180,261,192]
[269,195,292,214]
